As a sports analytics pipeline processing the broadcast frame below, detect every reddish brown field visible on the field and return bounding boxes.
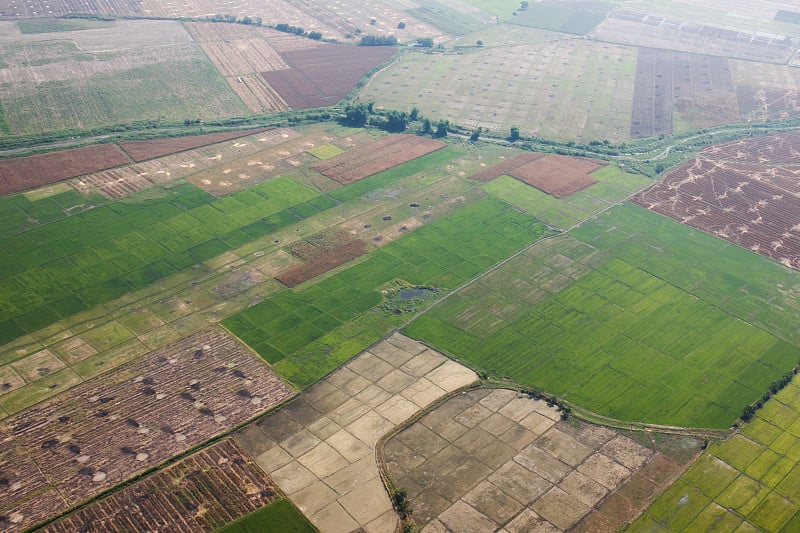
[118,128,267,162]
[43,439,278,533]
[0,328,293,532]
[633,143,800,269]
[276,240,367,287]
[267,44,396,109]
[509,154,602,198]
[471,152,545,182]
[0,144,129,196]
[310,134,445,183]
[0,0,141,18]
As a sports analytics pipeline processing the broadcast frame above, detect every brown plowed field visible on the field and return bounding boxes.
[633,151,800,269]
[508,154,602,198]
[0,144,129,196]
[118,128,267,162]
[263,43,396,109]
[0,0,142,18]
[43,439,278,533]
[310,134,445,183]
[631,49,737,138]
[276,239,367,287]
[471,152,545,182]
[701,130,800,163]
[0,328,293,532]
[737,86,800,122]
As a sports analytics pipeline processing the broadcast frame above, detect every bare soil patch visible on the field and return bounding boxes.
[310,134,445,184]
[385,388,699,531]
[508,154,602,198]
[0,144,129,196]
[118,128,267,162]
[43,439,277,533]
[0,328,293,532]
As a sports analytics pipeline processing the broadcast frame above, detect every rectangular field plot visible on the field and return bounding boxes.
[360,40,637,142]
[0,177,334,345]
[633,154,800,272]
[0,328,293,532]
[404,203,800,429]
[630,48,738,138]
[0,21,246,135]
[591,12,796,64]
[632,376,800,532]
[43,439,283,533]
[310,134,446,184]
[483,164,650,230]
[224,196,554,387]
[573,203,800,346]
[0,144,129,196]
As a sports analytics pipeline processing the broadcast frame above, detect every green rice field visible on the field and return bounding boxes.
[216,499,316,533]
[223,195,555,387]
[0,178,336,344]
[631,374,800,531]
[403,203,800,428]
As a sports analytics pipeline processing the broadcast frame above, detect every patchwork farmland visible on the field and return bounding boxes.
[385,388,701,531]
[404,204,800,429]
[0,329,293,532]
[5,0,800,530]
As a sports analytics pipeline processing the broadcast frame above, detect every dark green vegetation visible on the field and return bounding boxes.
[511,3,605,34]
[223,195,555,387]
[0,178,335,344]
[403,203,800,428]
[215,499,317,533]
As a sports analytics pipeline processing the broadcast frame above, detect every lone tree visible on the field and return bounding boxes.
[421,118,432,134]
[397,21,406,29]
[470,128,481,142]
[434,120,449,138]
[508,126,520,142]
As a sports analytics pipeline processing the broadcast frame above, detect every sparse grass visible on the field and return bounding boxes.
[361,39,636,141]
